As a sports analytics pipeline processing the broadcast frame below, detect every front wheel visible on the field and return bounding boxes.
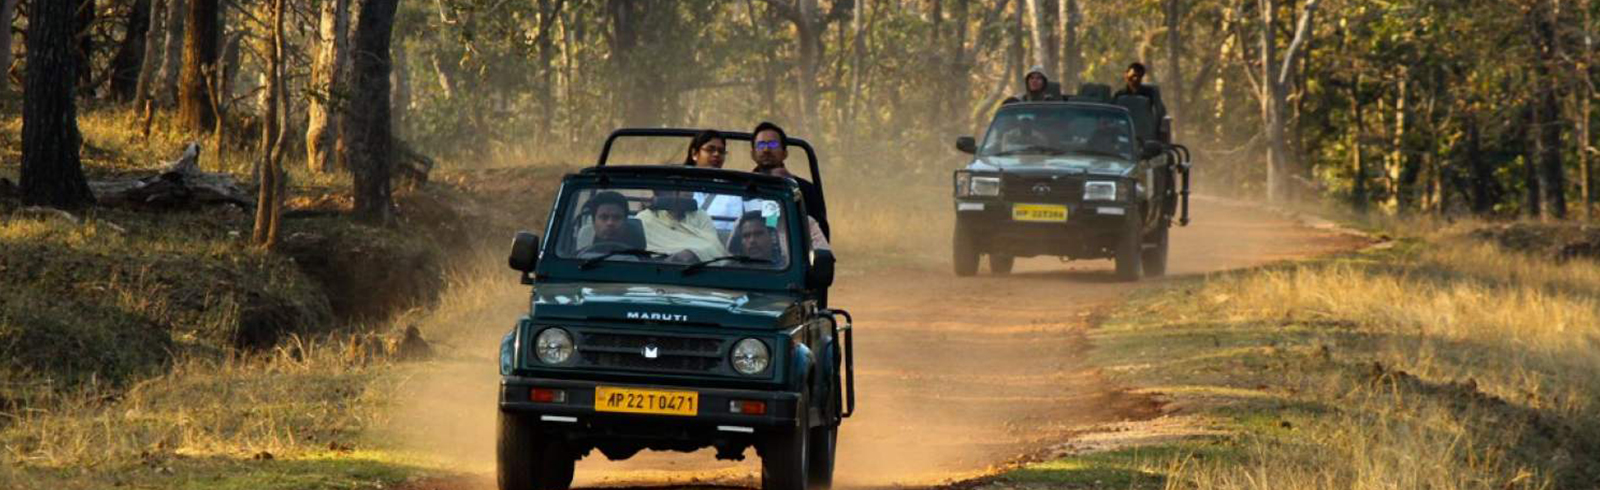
[498,412,576,490]
[1113,215,1144,282]
[1142,222,1169,278]
[806,424,837,490]
[989,254,1014,275]
[953,220,979,277]
[761,391,810,490]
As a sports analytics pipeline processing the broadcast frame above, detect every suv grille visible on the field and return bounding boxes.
[1003,175,1082,201]
[573,330,730,375]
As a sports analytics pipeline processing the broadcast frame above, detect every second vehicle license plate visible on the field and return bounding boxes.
[1012,204,1068,222]
[594,386,699,416]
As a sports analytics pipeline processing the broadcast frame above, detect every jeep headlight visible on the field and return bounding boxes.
[534,328,574,365]
[731,338,771,375]
[1084,181,1119,201]
[969,176,1001,197]
[500,330,517,375]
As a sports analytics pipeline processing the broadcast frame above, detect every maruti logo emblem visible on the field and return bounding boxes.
[626,311,689,322]
[642,345,660,359]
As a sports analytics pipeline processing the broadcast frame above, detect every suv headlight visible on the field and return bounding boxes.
[534,328,574,365]
[1084,181,1119,201]
[955,172,1001,198]
[731,338,771,375]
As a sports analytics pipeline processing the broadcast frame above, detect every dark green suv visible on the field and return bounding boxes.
[952,100,1191,280]
[499,129,855,490]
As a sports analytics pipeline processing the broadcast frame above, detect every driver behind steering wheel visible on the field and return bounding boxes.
[589,191,633,247]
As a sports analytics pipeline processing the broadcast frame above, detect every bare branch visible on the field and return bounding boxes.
[1277,0,1322,86]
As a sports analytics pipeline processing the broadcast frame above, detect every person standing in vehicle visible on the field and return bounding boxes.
[1012,65,1060,102]
[683,129,728,168]
[750,121,830,239]
[1114,62,1167,123]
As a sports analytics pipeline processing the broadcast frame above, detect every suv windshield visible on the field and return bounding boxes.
[552,184,794,272]
[979,106,1137,168]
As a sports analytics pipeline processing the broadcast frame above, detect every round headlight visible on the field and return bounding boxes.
[534,328,574,365]
[731,338,771,375]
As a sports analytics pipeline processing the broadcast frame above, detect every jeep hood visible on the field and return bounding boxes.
[531,282,804,329]
[970,156,1132,177]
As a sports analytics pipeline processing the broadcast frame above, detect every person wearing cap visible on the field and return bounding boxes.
[1013,65,1061,102]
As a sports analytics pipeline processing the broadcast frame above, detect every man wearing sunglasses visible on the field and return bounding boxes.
[750,122,830,239]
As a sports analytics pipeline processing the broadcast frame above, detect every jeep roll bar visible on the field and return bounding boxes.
[597,128,825,196]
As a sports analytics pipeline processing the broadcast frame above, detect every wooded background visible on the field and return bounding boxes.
[5,0,1598,222]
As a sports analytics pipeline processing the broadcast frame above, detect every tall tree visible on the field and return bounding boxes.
[1164,0,1183,137]
[177,0,220,132]
[1058,0,1080,87]
[1258,0,1322,202]
[764,0,828,132]
[0,0,18,91]
[75,0,97,88]
[22,0,95,209]
[155,0,186,105]
[132,0,166,110]
[347,0,401,224]
[306,0,351,175]
[254,0,288,248]
[110,0,153,102]
[1528,0,1566,218]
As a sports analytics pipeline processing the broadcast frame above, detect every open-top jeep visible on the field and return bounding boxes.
[499,129,855,490]
[951,89,1192,280]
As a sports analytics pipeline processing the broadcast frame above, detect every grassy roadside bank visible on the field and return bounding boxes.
[985,225,1600,489]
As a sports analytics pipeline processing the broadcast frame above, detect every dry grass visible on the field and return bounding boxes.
[1058,226,1600,489]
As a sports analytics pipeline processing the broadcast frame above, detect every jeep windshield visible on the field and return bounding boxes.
[978,105,1137,170]
[550,183,795,273]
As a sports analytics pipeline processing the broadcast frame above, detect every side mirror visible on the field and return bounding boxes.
[1141,141,1166,160]
[807,249,836,290]
[955,136,977,155]
[509,231,540,274]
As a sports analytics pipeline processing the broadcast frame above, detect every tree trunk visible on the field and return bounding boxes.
[306,0,350,175]
[0,0,21,91]
[794,0,823,132]
[253,0,287,249]
[156,0,185,105]
[1350,74,1366,212]
[1465,110,1493,215]
[535,0,565,146]
[1164,0,1183,138]
[22,0,95,209]
[1584,0,1594,219]
[1023,0,1048,71]
[1522,105,1542,217]
[177,0,219,132]
[1259,0,1281,201]
[132,0,165,110]
[1531,3,1566,219]
[1059,0,1080,88]
[75,0,96,89]
[348,0,400,224]
[390,36,410,135]
[110,0,152,102]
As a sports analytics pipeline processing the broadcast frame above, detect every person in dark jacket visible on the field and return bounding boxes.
[749,121,830,239]
[1113,62,1167,123]
[1013,65,1061,102]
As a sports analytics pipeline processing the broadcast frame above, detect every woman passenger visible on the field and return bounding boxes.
[683,129,728,168]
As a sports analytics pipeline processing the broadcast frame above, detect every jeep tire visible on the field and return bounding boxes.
[761,390,810,490]
[1113,214,1144,281]
[953,220,979,277]
[1142,221,1169,278]
[807,423,837,490]
[498,411,576,490]
[989,254,1014,275]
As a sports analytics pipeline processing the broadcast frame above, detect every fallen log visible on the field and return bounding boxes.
[89,143,253,210]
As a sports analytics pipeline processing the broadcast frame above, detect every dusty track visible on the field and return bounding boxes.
[391,197,1367,490]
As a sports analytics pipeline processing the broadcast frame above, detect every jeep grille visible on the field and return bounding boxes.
[572,330,739,376]
[1003,175,1083,201]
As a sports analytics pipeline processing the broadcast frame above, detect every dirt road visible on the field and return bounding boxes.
[390,197,1367,489]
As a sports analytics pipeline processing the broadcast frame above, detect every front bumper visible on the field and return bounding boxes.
[955,200,1131,258]
[500,376,802,430]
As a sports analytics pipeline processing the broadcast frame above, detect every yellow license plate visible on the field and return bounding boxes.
[1012,204,1068,222]
[595,386,699,416]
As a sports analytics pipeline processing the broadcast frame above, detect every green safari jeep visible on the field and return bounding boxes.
[499,129,855,490]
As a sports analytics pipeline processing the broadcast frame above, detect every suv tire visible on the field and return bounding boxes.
[1114,215,1144,282]
[498,411,576,490]
[1142,222,1169,277]
[807,423,837,490]
[953,220,979,277]
[761,390,810,490]
[990,254,1014,275]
